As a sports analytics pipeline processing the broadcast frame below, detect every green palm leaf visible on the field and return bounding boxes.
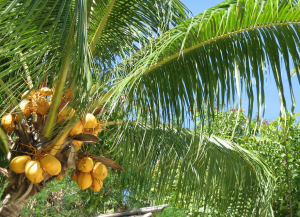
[110,122,274,215]
[88,0,190,61]
[94,0,300,127]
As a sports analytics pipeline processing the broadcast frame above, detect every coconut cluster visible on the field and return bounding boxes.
[2,87,108,189]
[1,88,103,149]
[68,113,104,150]
[71,157,107,192]
[0,87,53,134]
[9,154,62,183]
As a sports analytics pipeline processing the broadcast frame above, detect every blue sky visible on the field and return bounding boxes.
[181,0,300,122]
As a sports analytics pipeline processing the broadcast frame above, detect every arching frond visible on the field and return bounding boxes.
[95,0,300,128]
[108,122,274,216]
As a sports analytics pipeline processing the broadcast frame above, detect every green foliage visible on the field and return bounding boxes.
[201,105,300,216]
[241,113,300,216]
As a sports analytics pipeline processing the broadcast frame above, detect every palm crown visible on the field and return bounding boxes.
[0,0,299,216]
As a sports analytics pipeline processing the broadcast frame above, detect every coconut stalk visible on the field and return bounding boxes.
[42,19,75,139]
[49,125,72,156]
[0,127,9,154]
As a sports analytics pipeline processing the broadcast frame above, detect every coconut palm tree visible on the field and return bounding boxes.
[0,0,299,216]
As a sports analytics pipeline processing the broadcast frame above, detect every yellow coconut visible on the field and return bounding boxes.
[37,95,47,105]
[37,101,50,115]
[77,157,94,172]
[25,160,43,183]
[37,171,45,183]
[82,113,97,128]
[56,175,63,181]
[69,120,83,136]
[39,87,53,96]
[40,154,61,176]
[92,162,108,180]
[20,100,33,117]
[90,178,103,192]
[57,106,75,123]
[21,90,33,100]
[73,140,83,147]
[1,113,15,134]
[71,170,78,182]
[77,172,92,190]
[9,155,31,173]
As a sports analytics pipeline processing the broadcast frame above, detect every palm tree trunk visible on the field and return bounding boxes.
[0,179,40,217]
[0,194,28,217]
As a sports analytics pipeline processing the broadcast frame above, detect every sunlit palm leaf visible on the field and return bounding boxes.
[88,0,190,68]
[95,0,300,128]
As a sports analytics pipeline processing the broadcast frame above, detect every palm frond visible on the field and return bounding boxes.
[94,0,300,128]
[87,0,190,71]
[108,122,274,216]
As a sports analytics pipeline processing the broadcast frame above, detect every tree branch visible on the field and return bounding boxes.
[96,204,168,217]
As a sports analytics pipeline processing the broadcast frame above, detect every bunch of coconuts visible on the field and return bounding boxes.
[9,154,108,191]
[9,154,61,183]
[71,157,108,192]
[0,87,53,134]
[1,87,106,188]
[1,86,104,150]
[1,87,103,139]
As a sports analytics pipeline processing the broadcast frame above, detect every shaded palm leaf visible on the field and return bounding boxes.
[110,122,274,216]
